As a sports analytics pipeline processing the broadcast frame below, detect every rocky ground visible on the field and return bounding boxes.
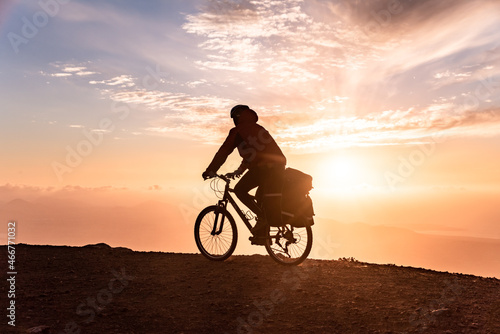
[1,244,500,333]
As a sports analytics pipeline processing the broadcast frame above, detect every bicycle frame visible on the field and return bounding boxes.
[211,174,295,242]
[211,175,253,235]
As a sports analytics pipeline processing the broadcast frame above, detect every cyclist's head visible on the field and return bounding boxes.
[230,105,258,125]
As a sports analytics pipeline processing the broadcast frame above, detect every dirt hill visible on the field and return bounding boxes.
[1,244,500,333]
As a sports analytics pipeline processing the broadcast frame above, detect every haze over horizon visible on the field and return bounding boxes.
[1,0,500,277]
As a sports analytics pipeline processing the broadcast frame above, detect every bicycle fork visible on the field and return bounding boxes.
[211,200,228,235]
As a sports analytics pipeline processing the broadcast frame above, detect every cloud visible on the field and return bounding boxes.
[41,59,237,143]
[431,63,500,90]
[56,1,132,24]
[181,0,500,118]
[0,183,141,208]
[43,62,99,78]
[50,73,72,77]
[63,66,87,73]
[183,0,359,79]
[0,183,55,196]
[33,0,500,151]
[89,75,135,87]
[106,87,235,142]
[183,0,500,86]
[271,103,500,151]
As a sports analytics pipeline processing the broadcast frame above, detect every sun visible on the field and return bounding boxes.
[315,155,369,190]
[332,159,356,180]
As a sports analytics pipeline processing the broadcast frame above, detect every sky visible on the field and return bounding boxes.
[1,0,500,276]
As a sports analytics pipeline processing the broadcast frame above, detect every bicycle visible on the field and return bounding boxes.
[194,174,313,265]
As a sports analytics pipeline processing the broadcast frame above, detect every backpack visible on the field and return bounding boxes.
[281,168,315,227]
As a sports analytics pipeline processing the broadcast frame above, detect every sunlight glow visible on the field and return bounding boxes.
[315,155,369,190]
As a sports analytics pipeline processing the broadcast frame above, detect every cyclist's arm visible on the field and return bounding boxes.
[204,128,238,174]
[236,160,249,174]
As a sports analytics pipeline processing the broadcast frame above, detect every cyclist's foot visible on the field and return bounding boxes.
[251,218,268,237]
[249,236,267,246]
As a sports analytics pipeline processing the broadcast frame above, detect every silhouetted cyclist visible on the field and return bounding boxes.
[202,105,286,245]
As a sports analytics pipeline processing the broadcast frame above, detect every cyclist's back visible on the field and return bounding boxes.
[205,106,286,172]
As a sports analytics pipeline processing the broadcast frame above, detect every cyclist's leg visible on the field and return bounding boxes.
[261,164,285,227]
[234,168,263,218]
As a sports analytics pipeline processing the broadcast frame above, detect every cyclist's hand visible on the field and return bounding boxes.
[202,170,216,180]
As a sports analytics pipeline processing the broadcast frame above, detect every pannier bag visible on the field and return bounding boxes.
[280,168,315,227]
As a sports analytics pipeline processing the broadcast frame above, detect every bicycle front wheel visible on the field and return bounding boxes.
[265,225,312,265]
[194,205,238,261]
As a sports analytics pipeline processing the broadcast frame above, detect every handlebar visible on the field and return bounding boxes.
[204,170,243,182]
[204,174,232,199]
[216,174,230,182]
[204,173,228,182]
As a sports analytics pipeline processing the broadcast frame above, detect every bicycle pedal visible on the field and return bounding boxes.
[249,236,267,246]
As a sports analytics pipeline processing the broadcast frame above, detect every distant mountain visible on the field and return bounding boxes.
[3,198,34,209]
[1,198,40,221]
[312,218,500,278]
[0,196,191,253]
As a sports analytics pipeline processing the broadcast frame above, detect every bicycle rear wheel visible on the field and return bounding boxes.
[195,205,238,261]
[265,225,312,265]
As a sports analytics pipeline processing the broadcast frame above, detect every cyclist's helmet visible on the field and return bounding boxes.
[230,105,248,125]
